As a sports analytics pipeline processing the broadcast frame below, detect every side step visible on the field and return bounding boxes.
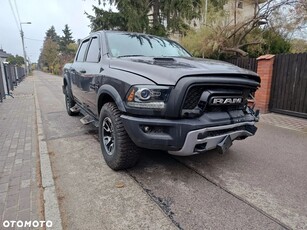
[70,105,80,113]
[80,115,95,125]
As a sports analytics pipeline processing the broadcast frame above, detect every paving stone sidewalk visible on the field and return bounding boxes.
[0,76,42,229]
[260,113,307,133]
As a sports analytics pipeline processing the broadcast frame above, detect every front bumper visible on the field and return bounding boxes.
[168,122,255,156]
[121,111,258,155]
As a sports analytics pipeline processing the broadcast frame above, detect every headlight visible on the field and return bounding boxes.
[126,85,171,110]
[135,88,151,101]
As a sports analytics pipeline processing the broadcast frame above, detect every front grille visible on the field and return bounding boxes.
[182,86,206,109]
[181,85,250,117]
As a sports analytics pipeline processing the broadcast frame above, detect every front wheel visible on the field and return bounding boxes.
[99,102,140,170]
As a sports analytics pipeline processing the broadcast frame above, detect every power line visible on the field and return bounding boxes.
[8,0,20,30]
[24,37,44,42]
[13,0,21,24]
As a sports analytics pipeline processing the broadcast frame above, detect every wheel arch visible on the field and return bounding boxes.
[63,73,72,96]
[63,71,70,86]
[97,85,126,114]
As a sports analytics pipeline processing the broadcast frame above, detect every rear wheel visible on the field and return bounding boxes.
[99,102,140,170]
[65,86,79,116]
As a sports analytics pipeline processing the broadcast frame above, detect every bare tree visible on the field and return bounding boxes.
[182,0,306,57]
[221,0,303,56]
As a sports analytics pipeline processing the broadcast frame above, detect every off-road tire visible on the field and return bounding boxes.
[99,102,140,170]
[65,86,79,116]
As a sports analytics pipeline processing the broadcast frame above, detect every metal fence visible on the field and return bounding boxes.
[0,62,26,102]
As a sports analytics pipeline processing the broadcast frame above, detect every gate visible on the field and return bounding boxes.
[269,53,307,119]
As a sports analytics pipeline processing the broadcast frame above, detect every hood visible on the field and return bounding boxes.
[109,56,259,85]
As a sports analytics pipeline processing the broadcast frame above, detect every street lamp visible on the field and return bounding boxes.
[20,22,31,77]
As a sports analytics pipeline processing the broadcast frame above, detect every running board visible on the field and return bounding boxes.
[80,115,95,125]
[70,105,80,113]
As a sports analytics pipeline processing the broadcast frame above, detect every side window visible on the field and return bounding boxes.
[86,37,100,63]
[76,40,90,62]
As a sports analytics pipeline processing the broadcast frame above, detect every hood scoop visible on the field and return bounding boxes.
[131,57,191,68]
[153,57,175,62]
[151,57,195,68]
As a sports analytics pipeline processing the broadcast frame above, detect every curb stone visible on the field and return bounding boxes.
[34,80,62,230]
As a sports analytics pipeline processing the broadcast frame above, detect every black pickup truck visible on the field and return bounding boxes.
[63,30,260,170]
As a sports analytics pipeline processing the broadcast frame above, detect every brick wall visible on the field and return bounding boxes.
[255,54,275,113]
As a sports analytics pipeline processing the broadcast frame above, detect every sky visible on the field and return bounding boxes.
[0,0,110,63]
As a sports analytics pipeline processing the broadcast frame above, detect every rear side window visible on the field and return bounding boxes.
[76,39,89,62]
[86,37,100,62]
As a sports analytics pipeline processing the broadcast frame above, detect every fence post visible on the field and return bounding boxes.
[0,63,5,101]
[255,54,275,113]
[15,65,19,84]
[0,61,8,96]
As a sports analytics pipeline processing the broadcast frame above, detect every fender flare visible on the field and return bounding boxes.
[97,85,126,112]
[63,73,77,101]
[63,74,72,95]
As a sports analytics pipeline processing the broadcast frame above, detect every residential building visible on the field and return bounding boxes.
[223,0,267,26]
[0,49,11,62]
[170,0,267,41]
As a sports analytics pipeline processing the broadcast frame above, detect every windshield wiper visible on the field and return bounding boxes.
[117,54,145,58]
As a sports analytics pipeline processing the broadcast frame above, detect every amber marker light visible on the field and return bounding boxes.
[127,88,135,102]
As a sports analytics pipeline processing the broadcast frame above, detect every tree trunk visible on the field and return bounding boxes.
[152,0,160,28]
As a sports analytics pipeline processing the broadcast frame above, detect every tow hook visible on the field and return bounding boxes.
[217,135,232,154]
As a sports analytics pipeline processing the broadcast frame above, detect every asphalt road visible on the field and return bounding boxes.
[34,71,307,230]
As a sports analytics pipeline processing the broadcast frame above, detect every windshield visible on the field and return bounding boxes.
[106,32,191,58]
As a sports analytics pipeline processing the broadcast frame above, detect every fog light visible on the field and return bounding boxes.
[143,126,151,133]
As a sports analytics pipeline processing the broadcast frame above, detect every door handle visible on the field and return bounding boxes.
[80,69,86,74]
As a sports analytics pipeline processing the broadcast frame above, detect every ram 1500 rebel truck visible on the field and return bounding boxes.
[63,30,260,170]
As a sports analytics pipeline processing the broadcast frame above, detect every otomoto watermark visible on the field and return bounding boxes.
[2,220,53,228]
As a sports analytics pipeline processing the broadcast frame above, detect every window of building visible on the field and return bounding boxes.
[238,1,243,9]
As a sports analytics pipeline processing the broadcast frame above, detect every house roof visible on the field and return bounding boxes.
[0,49,12,58]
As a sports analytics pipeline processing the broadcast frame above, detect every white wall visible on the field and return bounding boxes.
[223,0,257,26]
